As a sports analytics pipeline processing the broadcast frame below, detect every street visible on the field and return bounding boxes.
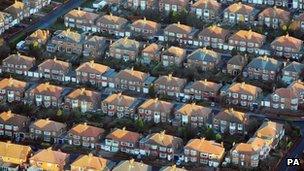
[6,0,83,42]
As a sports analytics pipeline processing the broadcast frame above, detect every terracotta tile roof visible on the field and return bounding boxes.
[142,43,162,54]
[113,159,152,171]
[71,154,110,170]
[185,138,225,156]
[0,11,11,21]
[53,29,83,43]
[230,30,266,43]
[76,60,110,74]
[31,82,64,98]
[192,0,221,10]
[38,58,70,72]
[0,77,27,91]
[144,131,183,147]
[177,103,212,117]
[0,110,29,127]
[139,98,173,112]
[110,37,140,51]
[227,54,248,66]
[4,1,28,17]
[228,82,262,95]
[3,53,35,66]
[289,80,304,94]
[297,12,304,21]
[233,137,266,154]
[187,47,220,62]
[84,35,106,45]
[259,6,290,22]
[30,118,66,132]
[282,61,304,73]
[67,88,101,102]
[65,9,99,21]
[198,25,230,40]
[27,29,50,42]
[103,93,137,107]
[160,165,188,171]
[215,108,247,123]
[132,18,160,30]
[155,74,187,87]
[161,0,188,6]
[163,46,186,58]
[69,123,104,138]
[274,87,298,99]
[97,13,128,25]
[189,79,222,92]
[30,148,69,165]
[225,2,254,14]
[106,127,141,143]
[164,22,193,34]
[255,121,284,139]
[271,34,303,51]
[115,68,148,82]
[0,141,31,162]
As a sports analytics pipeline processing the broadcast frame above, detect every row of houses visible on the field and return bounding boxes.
[61,8,304,59]
[103,0,304,13]
[0,0,51,34]
[0,141,187,171]
[0,109,284,170]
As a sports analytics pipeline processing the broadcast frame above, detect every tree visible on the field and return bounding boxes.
[0,37,10,60]
[148,85,156,98]
[215,133,222,141]
[28,41,43,58]
[56,109,63,116]
[135,118,145,132]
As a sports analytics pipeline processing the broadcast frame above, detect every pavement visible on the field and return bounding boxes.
[6,0,84,42]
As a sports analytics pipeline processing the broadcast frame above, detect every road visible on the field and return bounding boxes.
[6,0,83,42]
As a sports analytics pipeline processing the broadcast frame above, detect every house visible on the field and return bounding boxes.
[163,22,198,45]
[191,0,221,22]
[140,43,163,64]
[25,82,64,107]
[159,0,189,13]
[75,60,112,87]
[160,165,188,171]
[223,82,263,107]
[228,30,266,53]
[127,0,157,10]
[47,29,84,55]
[29,118,66,142]
[258,6,290,29]
[184,47,221,71]
[23,0,51,14]
[264,0,288,7]
[104,127,142,155]
[270,34,303,60]
[65,88,101,112]
[243,56,283,81]
[29,148,69,171]
[183,79,222,101]
[226,54,248,76]
[64,9,99,32]
[0,141,31,170]
[2,53,35,75]
[230,137,269,168]
[113,159,152,171]
[290,80,304,108]
[213,108,248,135]
[161,46,186,67]
[38,58,71,81]
[184,138,225,167]
[290,13,304,31]
[255,121,285,148]
[0,110,30,139]
[281,61,304,84]
[71,154,113,171]
[101,93,142,118]
[96,13,128,36]
[83,35,107,58]
[154,74,187,97]
[131,18,161,37]
[139,131,183,160]
[67,123,104,148]
[109,37,141,61]
[137,98,174,123]
[114,68,154,93]
[0,12,13,34]
[292,0,304,10]
[197,25,230,49]
[4,1,30,26]
[25,29,50,47]
[0,77,28,102]
[173,103,212,127]
[223,2,257,25]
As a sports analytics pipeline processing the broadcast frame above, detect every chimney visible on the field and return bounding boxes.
[7,110,12,116]
[8,77,13,86]
[177,21,180,26]
[109,13,113,17]
[130,67,134,71]
[154,98,158,103]
[221,142,224,147]
[286,33,289,37]
[129,158,135,166]
[168,73,172,80]
[159,130,165,140]
[228,108,234,113]
[54,57,57,61]
[88,153,93,157]
[241,82,245,88]
[84,122,87,126]
[90,60,94,67]
[263,55,268,61]
[122,126,126,131]
[46,118,50,121]
[143,17,146,23]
